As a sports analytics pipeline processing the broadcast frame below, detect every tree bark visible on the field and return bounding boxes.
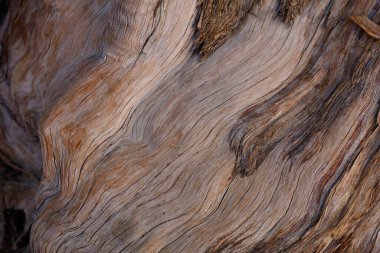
[0,0,379,252]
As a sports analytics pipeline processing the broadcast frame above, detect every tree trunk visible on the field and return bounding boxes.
[0,0,379,252]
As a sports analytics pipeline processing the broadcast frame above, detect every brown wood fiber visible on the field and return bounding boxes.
[0,0,379,252]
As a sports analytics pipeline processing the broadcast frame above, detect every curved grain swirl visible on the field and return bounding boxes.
[0,0,379,252]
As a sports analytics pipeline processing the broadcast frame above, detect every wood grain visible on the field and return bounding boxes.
[0,0,379,252]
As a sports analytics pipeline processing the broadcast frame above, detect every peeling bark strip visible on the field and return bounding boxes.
[1,0,380,252]
[194,0,258,58]
[350,15,380,39]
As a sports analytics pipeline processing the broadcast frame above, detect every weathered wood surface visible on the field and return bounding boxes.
[0,0,379,252]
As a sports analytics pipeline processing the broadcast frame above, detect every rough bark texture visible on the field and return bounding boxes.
[0,0,379,252]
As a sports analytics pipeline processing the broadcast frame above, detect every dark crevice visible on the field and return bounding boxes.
[0,0,8,27]
[2,208,29,252]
